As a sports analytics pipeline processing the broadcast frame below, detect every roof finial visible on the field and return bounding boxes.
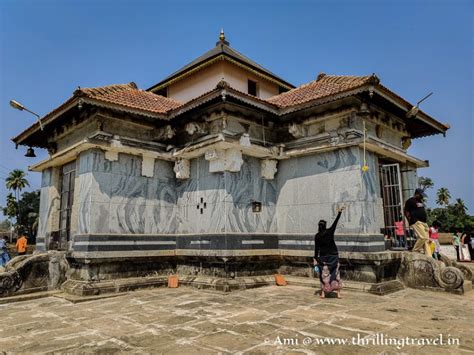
[216,28,229,46]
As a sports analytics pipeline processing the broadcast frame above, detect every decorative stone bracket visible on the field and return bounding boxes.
[141,155,155,178]
[155,125,176,140]
[205,148,243,173]
[239,133,251,147]
[261,159,278,180]
[401,136,412,150]
[289,123,306,138]
[185,122,209,135]
[104,135,123,161]
[174,159,190,179]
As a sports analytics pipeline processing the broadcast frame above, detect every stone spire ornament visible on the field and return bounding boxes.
[216,28,229,46]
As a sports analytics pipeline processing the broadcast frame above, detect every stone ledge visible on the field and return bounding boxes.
[283,275,404,295]
[0,290,61,305]
[61,276,169,296]
[61,274,405,298]
[53,291,129,303]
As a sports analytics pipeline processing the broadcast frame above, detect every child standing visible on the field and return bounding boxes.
[452,229,461,261]
[394,216,406,248]
[429,221,441,260]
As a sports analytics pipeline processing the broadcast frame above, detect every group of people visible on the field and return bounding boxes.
[0,234,28,268]
[312,188,472,299]
[452,228,474,262]
[404,188,474,261]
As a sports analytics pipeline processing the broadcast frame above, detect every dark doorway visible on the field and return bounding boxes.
[379,163,404,239]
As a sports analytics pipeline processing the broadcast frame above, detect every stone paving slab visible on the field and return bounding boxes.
[0,285,473,354]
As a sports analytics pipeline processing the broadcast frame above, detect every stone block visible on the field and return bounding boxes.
[174,159,190,179]
[261,159,278,180]
[141,156,155,178]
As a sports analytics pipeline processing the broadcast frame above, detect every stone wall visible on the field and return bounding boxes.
[59,146,387,257]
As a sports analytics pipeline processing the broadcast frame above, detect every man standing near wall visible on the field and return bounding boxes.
[404,188,431,256]
[16,233,28,256]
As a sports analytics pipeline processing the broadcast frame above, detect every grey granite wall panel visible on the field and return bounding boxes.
[68,147,388,254]
[37,186,51,239]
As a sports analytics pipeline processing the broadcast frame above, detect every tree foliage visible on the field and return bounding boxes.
[436,187,451,207]
[0,219,12,231]
[2,193,17,220]
[427,188,471,232]
[2,169,40,241]
[16,190,40,241]
[5,169,29,223]
[418,176,434,191]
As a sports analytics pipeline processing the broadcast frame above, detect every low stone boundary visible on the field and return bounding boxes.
[0,251,67,297]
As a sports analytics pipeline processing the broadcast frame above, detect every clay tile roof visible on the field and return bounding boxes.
[267,73,378,108]
[77,82,182,114]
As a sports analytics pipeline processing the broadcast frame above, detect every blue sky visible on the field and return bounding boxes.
[0,0,472,217]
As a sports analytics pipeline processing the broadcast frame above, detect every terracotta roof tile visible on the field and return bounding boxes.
[267,74,377,108]
[77,82,182,114]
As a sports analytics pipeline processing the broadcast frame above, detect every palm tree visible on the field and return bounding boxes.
[418,176,434,191]
[453,198,468,215]
[436,187,451,207]
[5,169,29,223]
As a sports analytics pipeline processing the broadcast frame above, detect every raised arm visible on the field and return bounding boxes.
[328,212,342,234]
[328,206,345,234]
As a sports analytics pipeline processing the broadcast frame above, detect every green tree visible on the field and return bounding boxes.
[2,193,18,220]
[453,198,467,215]
[427,196,471,232]
[16,190,40,241]
[436,187,451,207]
[0,219,12,231]
[418,176,434,191]
[5,169,29,223]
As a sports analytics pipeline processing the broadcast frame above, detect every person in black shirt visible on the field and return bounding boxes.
[313,205,345,299]
[404,188,431,256]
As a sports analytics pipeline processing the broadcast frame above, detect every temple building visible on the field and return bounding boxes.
[12,31,450,293]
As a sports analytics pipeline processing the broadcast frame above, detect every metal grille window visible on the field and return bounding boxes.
[380,163,405,241]
[58,161,76,250]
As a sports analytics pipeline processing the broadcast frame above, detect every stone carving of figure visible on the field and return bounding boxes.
[288,123,306,138]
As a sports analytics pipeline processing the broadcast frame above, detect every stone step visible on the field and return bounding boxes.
[0,290,61,304]
[53,291,130,303]
[283,275,405,295]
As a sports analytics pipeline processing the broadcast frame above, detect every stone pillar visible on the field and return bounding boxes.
[36,167,61,252]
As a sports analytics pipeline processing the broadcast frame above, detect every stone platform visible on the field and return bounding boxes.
[61,251,406,296]
[1,250,470,299]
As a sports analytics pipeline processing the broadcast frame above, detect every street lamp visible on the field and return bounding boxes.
[9,99,44,130]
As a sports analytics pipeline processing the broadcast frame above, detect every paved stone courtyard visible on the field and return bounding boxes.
[0,285,472,354]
